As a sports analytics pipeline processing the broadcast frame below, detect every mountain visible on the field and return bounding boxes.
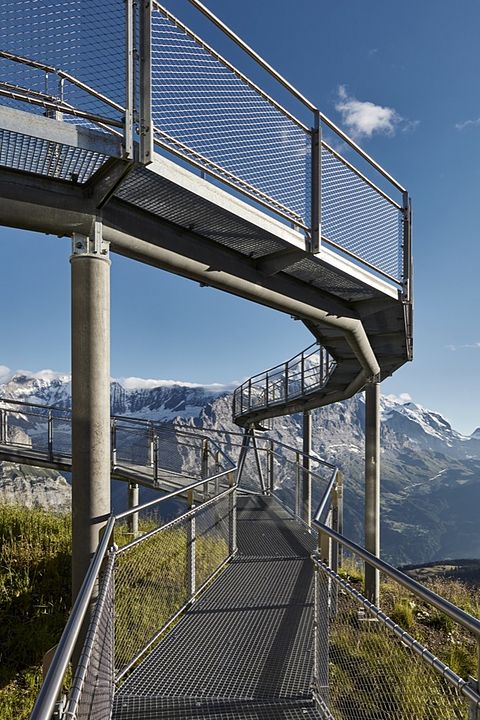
[1,368,479,565]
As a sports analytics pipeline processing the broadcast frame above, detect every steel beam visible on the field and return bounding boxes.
[364,381,380,605]
[70,222,111,601]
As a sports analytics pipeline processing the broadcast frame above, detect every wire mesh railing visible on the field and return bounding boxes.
[312,525,480,720]
[0,398,234,488]
[0,0,127,131]
[31,470,237,720]
[233,342,336,422]
[150,2,312,228]
[0,1,411,292]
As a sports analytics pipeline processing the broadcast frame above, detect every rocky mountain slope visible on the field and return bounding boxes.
[1,368,479,565]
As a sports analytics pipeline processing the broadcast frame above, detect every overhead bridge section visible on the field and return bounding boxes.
[0,0,412,411]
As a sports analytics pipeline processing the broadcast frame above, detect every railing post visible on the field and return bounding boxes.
[201,438,209,499]
[295,452,301,518]
[149,423,154,468]
[332,472,344,571]
[139,0,153,165]
[268,439,274,494]
[47,410,53,461]
[215,451,221,495]
[124,0,135,159]
[248,380,252,412]
[284,362,288,401]
[314,560,329,705]
[127,482,139,537]
[228,472,237,556]
[0,408,5,445]
[265,374,269,406]
[110,419,117,468]
[302,410,312,527]
[153,433,159,486]
[301,351,305,395]
[187,489,196,600]
[310,109,321,253]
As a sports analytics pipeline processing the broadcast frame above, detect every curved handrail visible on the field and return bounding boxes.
[233,342,336,422]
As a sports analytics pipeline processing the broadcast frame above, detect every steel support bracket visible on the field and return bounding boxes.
[72,220,110,258]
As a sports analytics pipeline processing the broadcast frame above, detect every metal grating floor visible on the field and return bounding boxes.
[113,496,323,719]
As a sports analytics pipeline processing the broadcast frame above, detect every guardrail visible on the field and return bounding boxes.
[312,521,480,719]
[30,469,237,720]
[233,342,336,422]
[0,0,411,294]
[0,397,234,487]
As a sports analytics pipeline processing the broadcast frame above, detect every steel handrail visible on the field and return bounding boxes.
[115,467,237,520]
[312,521,480,639]
[30,515,116,720]
[30,465,238,720]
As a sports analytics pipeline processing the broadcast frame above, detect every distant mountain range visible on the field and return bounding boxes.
[1,368,479,566]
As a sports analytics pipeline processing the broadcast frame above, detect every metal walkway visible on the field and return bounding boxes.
[113,495,321,720]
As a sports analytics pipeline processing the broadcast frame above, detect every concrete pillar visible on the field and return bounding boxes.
[71,222,111,601]
[364,381,380,605]
[302,410,312,526]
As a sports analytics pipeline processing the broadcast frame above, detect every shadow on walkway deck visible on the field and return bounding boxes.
[113,495,323,719]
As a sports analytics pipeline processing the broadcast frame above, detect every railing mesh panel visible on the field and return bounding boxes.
[321,145,403,281]
[67,555,115,720]
[0,0,125,125]
[113,489,234,678]
[194,492,230,589]
[151,3,311,226]
[314,563,473,719]
[114,516,189,676]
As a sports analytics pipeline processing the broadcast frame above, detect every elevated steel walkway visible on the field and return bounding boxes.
[113,495,319,719]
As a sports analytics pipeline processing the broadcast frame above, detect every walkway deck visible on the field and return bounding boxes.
[113,495,323,719]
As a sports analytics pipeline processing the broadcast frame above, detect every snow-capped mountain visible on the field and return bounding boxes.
[1,367,479,565]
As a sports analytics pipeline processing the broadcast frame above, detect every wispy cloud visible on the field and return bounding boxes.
[455,117,480,131]
[335,85,417,139]
[118,376,236,392]
[446,342,480,351]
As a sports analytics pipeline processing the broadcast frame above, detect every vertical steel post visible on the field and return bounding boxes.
[124,0,135,159]
[201,438,209,499]
[187,489,196,599]
[236,429,251,486]
[365,381,380,605]
[310,110,321,253]
[295,452,301,518]
[47,410,53,461]
[71,222,111,602]
[139,0,153,164]
[0,408,5,445]
[128,482,139,536]
[284,362,289,401]
[302,409,312,527]
[110,419,117,468]
[268,439,274,494]
[228,472,237,556]
[251,429,266,494]
[149,423,155,468]
[335,472,344,570]
[153,433,159,486]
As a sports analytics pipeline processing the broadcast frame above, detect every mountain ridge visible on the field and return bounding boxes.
[1,368,479,565]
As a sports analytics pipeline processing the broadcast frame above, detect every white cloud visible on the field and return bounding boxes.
[455,118,480,131]
[0,366,13,384]
[335,85,415,139]
[118,376,235,392]
[385,392,412,405]
[446,342,480,351]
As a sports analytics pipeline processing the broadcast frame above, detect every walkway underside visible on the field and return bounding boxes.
[0,107,411,427]
[113,495,323,720]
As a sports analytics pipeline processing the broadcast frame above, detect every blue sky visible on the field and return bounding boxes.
[1,0,479,433]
